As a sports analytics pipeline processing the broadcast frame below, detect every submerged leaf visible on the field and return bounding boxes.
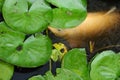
[0,61,14,80]
[46,0,87,29]
[2,0,52,34]
[0,22,52,67]
[90,50,120,80]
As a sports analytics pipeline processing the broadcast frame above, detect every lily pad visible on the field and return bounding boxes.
[62,48,89,80]
[2,0,52,34]
[0,61,14,80]
[0,22,52,67]
[46,0,87,29]
[42,68,83,80]
[28,75,45,80]
[90,50,120,80]
[29,68,83,80]
[0,0,4,12]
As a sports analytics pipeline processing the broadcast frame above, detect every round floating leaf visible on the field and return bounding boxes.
[44,68,83,80]
[0,61,14,80]
[90,50,120,80]
[29,68,82,80]
[47,0,86,10]
[62,48,89,80]
[0,22,52,67]
[2,0,52,34]
[46,0,87,29]
[28,75,45,80]
[55,68,83,80]
[0,0,4,12]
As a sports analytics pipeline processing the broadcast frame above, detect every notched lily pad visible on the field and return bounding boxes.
[29,68,83,80]
[90,50,120,80]
[44,68,82,80]
[0,22,52,67]
[28,75,45,80]
[46,0,87,29]
[2,0,52,34]
[0,61,14,80]
[52,68,83,80]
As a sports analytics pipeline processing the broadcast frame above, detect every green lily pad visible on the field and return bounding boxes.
[0,61,14,80]
[29,68,82,80]
[46,0,87,29]
[28,75,45,80]
[28,49,88,80]
[0,0,4,12]
[90,50,120,80]
[2,0,52,34]
[0,22,52,67]
[55,68,83,80]
[62,48,89,80]
[44,68,83,80]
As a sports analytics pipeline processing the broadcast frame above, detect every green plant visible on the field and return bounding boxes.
[1,0,120,80]
[90,51,120,80]
[29,48,88,80]
[29,49,120,80]
[0,0,87,79]
[0,60,14,80]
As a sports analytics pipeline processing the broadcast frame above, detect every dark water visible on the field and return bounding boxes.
[12,61,61,80]
[12,63,49,80]
[1,0,120,80]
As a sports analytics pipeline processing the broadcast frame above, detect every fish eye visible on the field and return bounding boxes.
[57,29,62,31]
